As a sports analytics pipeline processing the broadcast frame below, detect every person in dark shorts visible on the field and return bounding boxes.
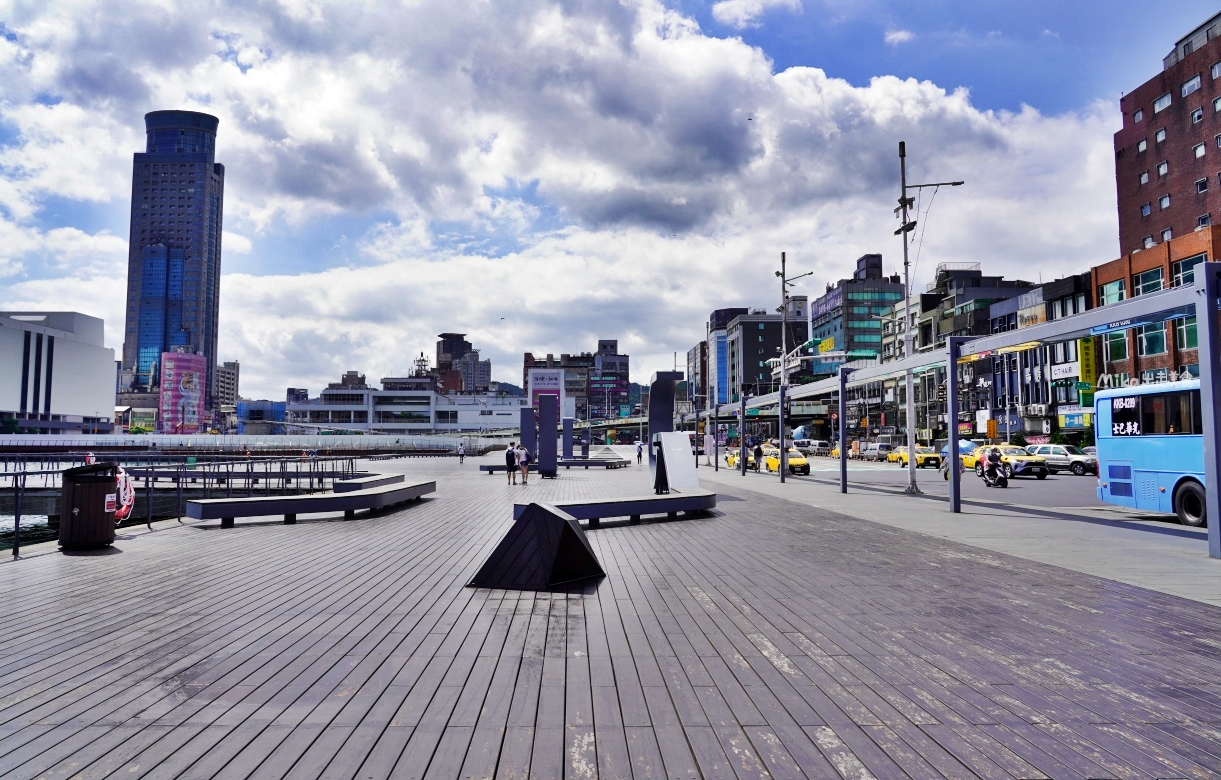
[505,442,517,484]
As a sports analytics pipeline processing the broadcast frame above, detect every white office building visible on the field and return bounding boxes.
[1,311,117,433]
[286,375,525,434]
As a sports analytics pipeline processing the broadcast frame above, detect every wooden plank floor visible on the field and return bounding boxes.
[3,457,1221,778]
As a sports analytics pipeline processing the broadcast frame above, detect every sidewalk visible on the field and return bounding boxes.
[690,456,1221,606]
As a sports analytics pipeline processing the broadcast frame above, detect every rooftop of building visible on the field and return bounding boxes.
[0,311,105,346]
[1165,11,1221,69]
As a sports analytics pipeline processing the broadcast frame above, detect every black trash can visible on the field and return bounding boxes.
[60,463,119,549]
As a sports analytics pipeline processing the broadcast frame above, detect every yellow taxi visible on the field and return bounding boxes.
[898,446,942,469]
[763,447,810,475]
[886,446,905,463]
[725,449,757,470]
[974,445,1049,480]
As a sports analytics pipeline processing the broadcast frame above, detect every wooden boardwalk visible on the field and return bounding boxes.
[3,458,1221,778]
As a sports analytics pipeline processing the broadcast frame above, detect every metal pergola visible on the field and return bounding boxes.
[694,264,1221,558]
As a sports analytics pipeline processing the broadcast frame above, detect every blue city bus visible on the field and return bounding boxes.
[1095,378,1206,526]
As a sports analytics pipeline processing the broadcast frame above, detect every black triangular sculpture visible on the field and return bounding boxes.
[467,503,605,591]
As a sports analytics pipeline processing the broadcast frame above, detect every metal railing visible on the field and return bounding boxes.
[2,455,363,557]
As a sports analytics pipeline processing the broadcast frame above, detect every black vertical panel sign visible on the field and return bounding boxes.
[31,333,43,414]
[19,331,30,413]
[43,336,54,414]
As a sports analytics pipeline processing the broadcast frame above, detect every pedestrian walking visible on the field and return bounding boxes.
[636,441,643,465]
[519,444,532,485]
[753,443,764,473]
[505,442,518,484]
[458,442,465,464]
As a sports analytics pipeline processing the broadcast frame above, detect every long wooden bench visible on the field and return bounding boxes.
[480,464,535,474]
[559,458,631,470]
[334,473,404,492]
[512,487,716,528]
[186,478,436,527]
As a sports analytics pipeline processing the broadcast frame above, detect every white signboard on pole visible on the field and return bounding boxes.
[527,368,566,411]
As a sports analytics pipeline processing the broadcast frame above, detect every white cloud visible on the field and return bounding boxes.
[0,0,1121,398]
[223,231,252,253]
[712,0,802,29]
[884,29,915,45]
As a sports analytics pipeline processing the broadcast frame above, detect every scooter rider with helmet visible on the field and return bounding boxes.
[985,446,1003,480]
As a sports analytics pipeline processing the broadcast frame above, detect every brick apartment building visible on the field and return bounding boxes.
[1089,226,1216,384]
[1115,12,1221,255]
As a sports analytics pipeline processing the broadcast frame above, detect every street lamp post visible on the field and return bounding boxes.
[896,141,963,494]
[776,251,813,484]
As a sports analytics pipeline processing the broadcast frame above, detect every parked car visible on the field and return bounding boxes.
[1082,446,1097,456]
[898,447,942,469]
[973,445,1049,479]
[1029,444,1098,475]
[860,442,893,462]
[809,440,831,456]
[725,449,757,470]
[763,447,811,475]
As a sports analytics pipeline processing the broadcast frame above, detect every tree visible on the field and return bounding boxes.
[1048,432,1069,445]
[1009,432,1028,447]
[0,417,18,435]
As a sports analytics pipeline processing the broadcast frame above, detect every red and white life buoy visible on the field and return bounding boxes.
[114,467,136,523]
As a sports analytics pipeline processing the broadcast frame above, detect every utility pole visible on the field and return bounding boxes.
[896,141,963,494]
[779,251,788,484]
[775,252,812,484]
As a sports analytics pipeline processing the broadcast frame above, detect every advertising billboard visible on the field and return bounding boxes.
[527,368,566,410]
[159,352,207,434]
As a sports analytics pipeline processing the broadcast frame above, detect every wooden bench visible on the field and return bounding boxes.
[480,464,535,474]
[186,478,436,527]
[559,458,631,470]
[334,473,404,492]
[513,487,716,528]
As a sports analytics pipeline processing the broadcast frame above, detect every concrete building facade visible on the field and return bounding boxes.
[1115,12,1221,255]
[0,312,116,433]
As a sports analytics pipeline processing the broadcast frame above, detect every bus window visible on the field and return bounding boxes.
[1110,395,1140,436]
[1129,390,1200,435]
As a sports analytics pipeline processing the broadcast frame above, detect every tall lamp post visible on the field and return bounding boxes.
[776,251,813,484]
[895,141,963,494]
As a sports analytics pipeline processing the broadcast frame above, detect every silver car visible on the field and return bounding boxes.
[1030,444,1098,476]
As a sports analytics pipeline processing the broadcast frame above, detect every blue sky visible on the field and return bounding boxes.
[0,0,1210,395]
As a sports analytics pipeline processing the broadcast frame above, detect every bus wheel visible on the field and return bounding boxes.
[1175,482,1207,527]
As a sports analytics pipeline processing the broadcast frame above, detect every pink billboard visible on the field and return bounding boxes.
[159,352,207,434]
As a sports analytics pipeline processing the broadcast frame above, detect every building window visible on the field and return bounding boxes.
[1143,235,1155,249]
[1154,93,1173,112]
[1217,97,1221,112]
[1176,316,1199,349]
[1139,171,1149,185]
[1201,214,1213,228]
[1137,322,1167,355]
[1196,143,1207,158]
[1138,139,1148,153]
[1098,279,1125,305]
[1199,178,1210,193]
[1106,331,1128,361]
[1159,194,1171,209]
[1158,161,1169,176]
[1132,267,1164,295]
[1141,202,1152,216]
[1134,108,1144,123]
[1163,228,1173,242]
[1194,108,1206,124]
[1183,75,1202,97]
[1156,128,1167,143]
[1215,62,1221,79]
[1172,253,1207,286]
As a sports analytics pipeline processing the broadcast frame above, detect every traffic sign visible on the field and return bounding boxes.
[986,419,997,439]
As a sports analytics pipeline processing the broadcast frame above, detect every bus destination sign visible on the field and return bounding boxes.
[1111,395,1140,436]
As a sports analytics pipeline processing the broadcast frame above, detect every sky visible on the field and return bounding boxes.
[0,0,1217,398]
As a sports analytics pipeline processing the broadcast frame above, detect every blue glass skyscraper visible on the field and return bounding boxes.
[121,110,225,407]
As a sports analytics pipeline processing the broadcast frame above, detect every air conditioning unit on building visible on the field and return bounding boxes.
[1026,404,1047,417]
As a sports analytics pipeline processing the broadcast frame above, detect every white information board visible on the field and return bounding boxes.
[656,431,701,490]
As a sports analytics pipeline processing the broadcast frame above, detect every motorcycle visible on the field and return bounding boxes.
[980,460,1008,488]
